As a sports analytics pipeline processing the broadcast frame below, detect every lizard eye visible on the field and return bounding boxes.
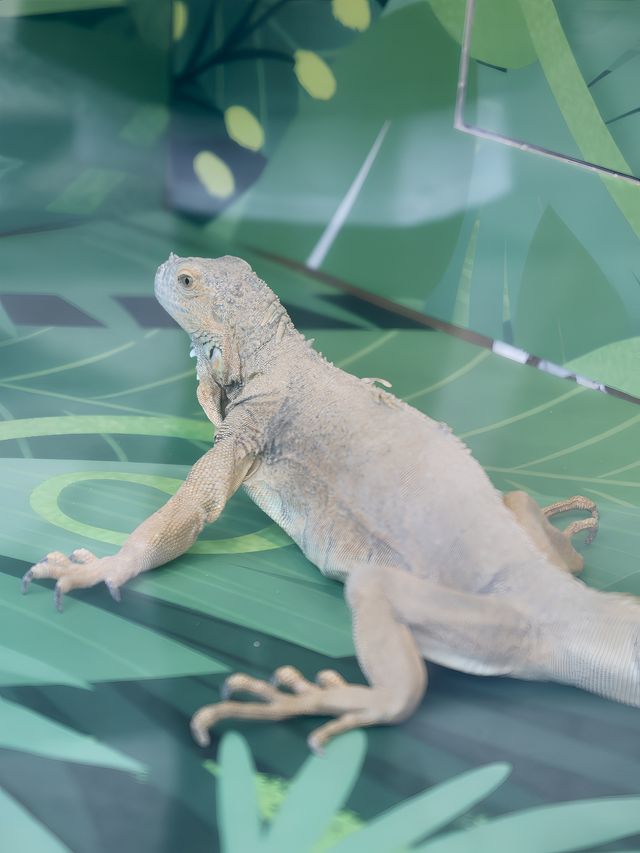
[178,272,194,288]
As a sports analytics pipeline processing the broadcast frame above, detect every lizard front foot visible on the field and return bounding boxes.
[191,665,377,754]
[22,548,132,611]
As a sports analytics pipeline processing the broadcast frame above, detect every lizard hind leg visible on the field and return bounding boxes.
[503,491,597,574]
[190,563,536,752]
[542,495,599,544]
[190,562,431,753]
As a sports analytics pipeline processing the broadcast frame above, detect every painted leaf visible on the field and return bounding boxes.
[172,0,188,41]
[332,0,371,32]
[169,0,369,218]
[0,646,89,689]
[204,758,364,849]
[261,731,366,852]
[515,207,631,363]
[193,151,235,199]
[46,169,126,216]
[293,51,337,101]
[0,695,144,773]
[419,797,640,852]
[331,763,511,852]
[0,572,228,684]
[0,0,124,14]
[224,107,265,152]
[0,787,69,853]
[119,104,170,148]
[216,733,263,852]
[428,0,536,69]
[225,2,473,305]
[566,337,640,397]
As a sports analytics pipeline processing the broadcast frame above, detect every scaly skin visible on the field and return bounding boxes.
[23,255,637,753]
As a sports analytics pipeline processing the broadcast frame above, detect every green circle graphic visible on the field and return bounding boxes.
[30,471,291,555]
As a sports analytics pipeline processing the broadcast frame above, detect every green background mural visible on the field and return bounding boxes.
[1,1,640,851]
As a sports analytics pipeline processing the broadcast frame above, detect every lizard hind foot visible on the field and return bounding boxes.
[542,495,599,545]
[190,666,380,751]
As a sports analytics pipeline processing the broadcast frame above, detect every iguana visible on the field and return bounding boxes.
[22,254,638,753]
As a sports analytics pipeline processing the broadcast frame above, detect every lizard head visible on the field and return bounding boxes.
[154,253,293,389]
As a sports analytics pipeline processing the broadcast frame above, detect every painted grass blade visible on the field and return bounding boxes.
[331,763,511,852]
[0,787,69,852]
[263,730,366,853]
[217,732,263,852]
[419,797,640,852]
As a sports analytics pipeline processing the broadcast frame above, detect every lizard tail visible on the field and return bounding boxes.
[549,586,640,708]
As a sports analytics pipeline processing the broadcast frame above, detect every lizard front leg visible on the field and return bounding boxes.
[22,427,256,610]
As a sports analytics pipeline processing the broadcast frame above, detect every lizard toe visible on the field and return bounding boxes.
[221,673,279,701]
[316,669,347,689]
[308,712,374,754]
[21,569,34,594]
[271,665,314,693]
[105,580,122,603]
[70,548,96,565]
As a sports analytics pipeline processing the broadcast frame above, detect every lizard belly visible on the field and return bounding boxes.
[243,471,411,581]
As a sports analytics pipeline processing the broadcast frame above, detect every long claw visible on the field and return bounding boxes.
[190,717,211,748]
[21,569,34,594]
[105,580,121,603]
[307,734,325,757]
[54,584,64,613]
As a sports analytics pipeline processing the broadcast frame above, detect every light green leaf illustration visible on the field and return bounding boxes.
[515,207,630,363]
[216,734,263,853]
[565,337,640,397]
[0,695,144,774]
[0,572,228,683]
[119,104,170,148]
[0,787,69,852]
[518,0,640,235]
[429,0,536,68]
[0,647,89,689]
[419,797,640,852]
[46,169,127,216]
[0,414,212,444]
[205,756,364,850]
[212,733,640,852]
[451,216,480,328]
[331,763,510,852]
[214,731,366,852]
[263,731,366,852]
[0,0,124,14]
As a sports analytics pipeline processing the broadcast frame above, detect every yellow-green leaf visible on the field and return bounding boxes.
[293,50,337,100]
[224,106,265,152]
[172,0,187,40]
[332,0,371,31]
[193,151,235,199]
